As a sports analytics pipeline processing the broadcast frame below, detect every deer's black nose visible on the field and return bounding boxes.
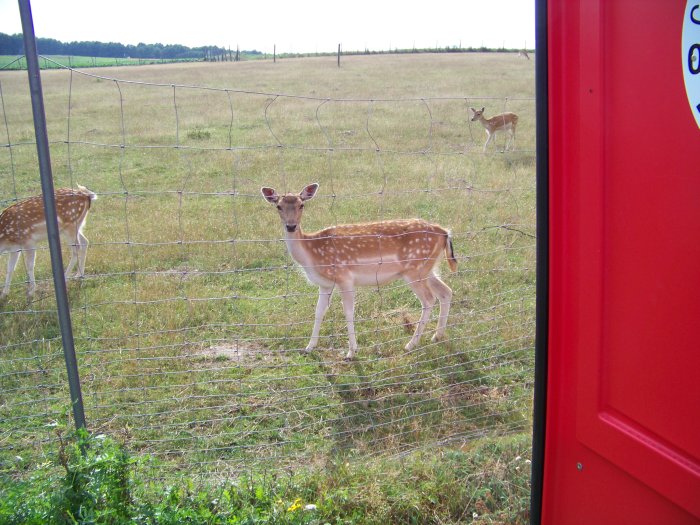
[286,225,297,233]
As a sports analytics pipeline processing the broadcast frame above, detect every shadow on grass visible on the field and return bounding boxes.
[311,339,530,457]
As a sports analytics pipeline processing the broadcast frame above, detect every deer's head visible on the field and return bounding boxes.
[261,183,319,233]
[469,107,486,122]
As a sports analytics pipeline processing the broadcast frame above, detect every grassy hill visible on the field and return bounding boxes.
[0,52,535,523]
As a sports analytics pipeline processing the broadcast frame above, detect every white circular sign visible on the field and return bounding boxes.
[683,2,700,128]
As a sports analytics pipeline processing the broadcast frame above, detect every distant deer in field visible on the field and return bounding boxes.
[0,185,96,301]
[518,50,530,60]
[262,183,457,360]
[469,106,519,153]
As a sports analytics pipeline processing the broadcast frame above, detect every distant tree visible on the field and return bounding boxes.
[0,31,257,60]
[0,33,24,54]
[37,37,63,54]
[163,44,187,59]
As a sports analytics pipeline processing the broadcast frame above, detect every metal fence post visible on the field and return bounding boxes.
[17,0,87,431]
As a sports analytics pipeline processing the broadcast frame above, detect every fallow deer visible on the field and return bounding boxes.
[262,183,457,360]
[0,185,96,300]
[469,106,519,152]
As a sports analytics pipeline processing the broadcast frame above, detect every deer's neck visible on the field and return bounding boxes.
[478,117,492,129]
[284,226,310,265]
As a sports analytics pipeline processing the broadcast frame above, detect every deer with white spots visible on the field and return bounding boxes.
[469,106,519,152]
[262,183,457,360]
[0,185,96,301]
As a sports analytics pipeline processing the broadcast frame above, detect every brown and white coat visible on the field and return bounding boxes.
[0,185,96,300]
[262,183,457,359]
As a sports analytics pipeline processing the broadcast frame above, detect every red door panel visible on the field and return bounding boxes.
[544,1,700,523]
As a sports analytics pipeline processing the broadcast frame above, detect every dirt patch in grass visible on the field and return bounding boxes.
[198,342,275,362]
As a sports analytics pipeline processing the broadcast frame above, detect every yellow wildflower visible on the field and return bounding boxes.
[287,498,303,512]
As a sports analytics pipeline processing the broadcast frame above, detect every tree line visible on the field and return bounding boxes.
[0,32,260,60]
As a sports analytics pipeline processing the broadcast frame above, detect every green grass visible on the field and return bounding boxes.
[0,53,535,521]
[0,55,203,70]
[1,429,531,524]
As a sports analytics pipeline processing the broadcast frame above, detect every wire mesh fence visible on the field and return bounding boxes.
[0,54,535,482]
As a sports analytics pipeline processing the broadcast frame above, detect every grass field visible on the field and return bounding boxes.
[0,53,536,522]
[1,55,203,70]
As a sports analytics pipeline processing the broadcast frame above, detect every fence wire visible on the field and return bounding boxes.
[0,57,536,481]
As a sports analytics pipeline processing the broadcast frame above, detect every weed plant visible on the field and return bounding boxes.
[1,429,531,524]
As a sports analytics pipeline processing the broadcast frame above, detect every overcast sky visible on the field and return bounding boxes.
[0,0,535,54]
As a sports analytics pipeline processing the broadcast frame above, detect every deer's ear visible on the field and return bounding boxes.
[300,183,319,201]
[469,107,476,113]
[261,187,279,204]
[480,107,485,112]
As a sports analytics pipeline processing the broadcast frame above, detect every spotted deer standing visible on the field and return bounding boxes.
[469,106,519,152]
[0,185,96,300]
[262,183,457,360]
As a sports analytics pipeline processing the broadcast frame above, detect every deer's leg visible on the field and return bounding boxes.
[306,285,333,352]
[483,132,494,152]
[76,230,89,277]
[23,248,37,298]
[63,248,78,279]
[506,128,516,151]
[338,285,358,360]
[405,276,436,351]
[63,233,80,279]
[427,273,453,342]
[1,250,21,300]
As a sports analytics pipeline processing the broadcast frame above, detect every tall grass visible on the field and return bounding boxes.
[0,53,535,520]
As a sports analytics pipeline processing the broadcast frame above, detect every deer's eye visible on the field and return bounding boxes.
[299,204,304,209]
[276,205,282,210]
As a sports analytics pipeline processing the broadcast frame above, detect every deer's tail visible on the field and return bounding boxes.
[445,231,458,272]
[77,184,98,202]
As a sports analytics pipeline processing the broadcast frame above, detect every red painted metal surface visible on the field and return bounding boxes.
[543,1,700,523]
